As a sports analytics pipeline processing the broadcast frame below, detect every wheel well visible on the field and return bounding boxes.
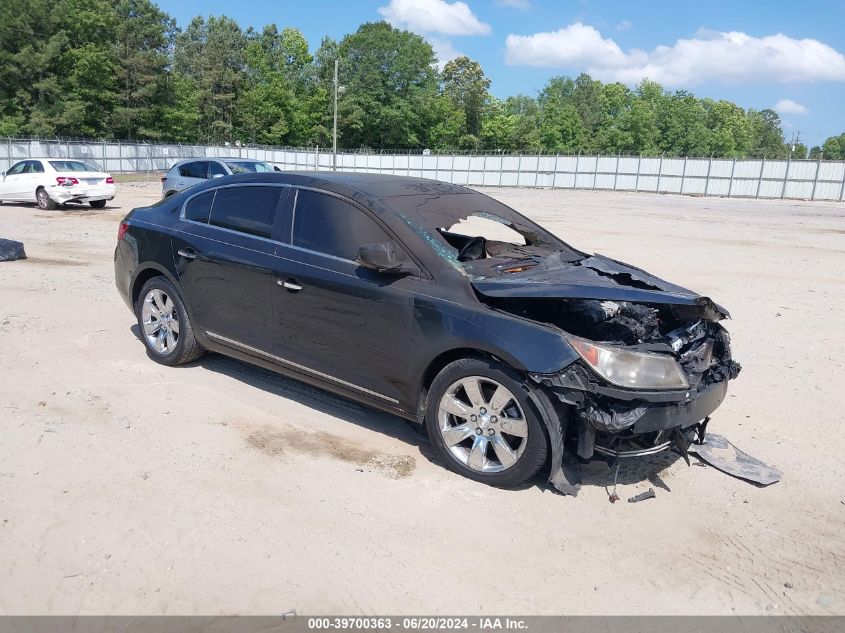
[416,348,497,422]
[131,268,164,308]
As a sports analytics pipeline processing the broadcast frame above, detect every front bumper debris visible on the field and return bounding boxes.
[528,320,741,494]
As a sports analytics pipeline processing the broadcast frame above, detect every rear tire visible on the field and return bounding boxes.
[89,200,107,209]
[425,357,548,488]
[36,188,56,210]
[135,276,204,366]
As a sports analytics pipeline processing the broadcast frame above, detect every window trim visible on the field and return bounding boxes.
[180,182,291,245]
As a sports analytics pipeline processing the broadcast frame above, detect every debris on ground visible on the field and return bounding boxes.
[688,433,781,486]
[0,238,26,262]
[628,488,656,503]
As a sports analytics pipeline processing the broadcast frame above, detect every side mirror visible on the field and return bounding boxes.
[357,242,414,275]
[0,171,5,177]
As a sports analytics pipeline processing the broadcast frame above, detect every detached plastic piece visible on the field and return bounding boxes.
[688,433,781,486]
[628,488,656,503]
[0,238,26,262]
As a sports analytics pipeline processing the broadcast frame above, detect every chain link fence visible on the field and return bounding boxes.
[3,137,844,201]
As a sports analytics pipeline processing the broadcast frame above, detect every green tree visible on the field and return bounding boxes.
[705,100,751,157]
[111,0,175,139]
[334,22,437,148]
[441,56,490,140]
[657,91,711,156]
[820,133,845,159]
[747,109,787,158]
[174,15,246,143]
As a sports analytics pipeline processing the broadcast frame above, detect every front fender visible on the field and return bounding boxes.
[412,297,578,376]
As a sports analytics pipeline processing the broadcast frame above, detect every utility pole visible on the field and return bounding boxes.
[332,59,339,172]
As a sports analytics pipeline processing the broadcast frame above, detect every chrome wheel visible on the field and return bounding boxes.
[37,189,51,209]
[437,376,528,473]
[141,288,180,355]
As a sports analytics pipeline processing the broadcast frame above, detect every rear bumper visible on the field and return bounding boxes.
[47,184,116,203]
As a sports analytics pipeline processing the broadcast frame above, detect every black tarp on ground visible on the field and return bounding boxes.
[0,238,26,262]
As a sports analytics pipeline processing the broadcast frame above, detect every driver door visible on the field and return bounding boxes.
[269,188,419,406]
[0,161,29,200]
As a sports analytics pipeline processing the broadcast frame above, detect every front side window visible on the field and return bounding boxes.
[292,189,391,261]
[6,162,26,175]
[184,190,215,223]
[208,186,281,239]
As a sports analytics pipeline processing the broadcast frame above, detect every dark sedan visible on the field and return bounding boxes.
[114,172,740,494]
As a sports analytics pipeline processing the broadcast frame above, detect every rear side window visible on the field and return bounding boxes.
[209,186,281,239]
[27,161,45,173]
[184,190,215,223]
[179,161,207,179]
[292,189,391,260]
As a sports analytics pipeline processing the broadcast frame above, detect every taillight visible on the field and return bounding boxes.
[117,221,129,242]
[106,176,114,184]
[56,177,79,185]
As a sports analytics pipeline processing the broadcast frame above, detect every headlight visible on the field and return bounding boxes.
[568,337,689,390]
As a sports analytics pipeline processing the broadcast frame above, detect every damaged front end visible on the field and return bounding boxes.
[522,298,741,466]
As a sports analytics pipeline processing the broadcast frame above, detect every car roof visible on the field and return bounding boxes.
[269,171,474,199]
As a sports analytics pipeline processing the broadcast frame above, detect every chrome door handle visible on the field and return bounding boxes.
[278,279,302,292]
[177,248,197,260]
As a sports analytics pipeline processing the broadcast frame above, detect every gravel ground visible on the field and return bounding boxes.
[0,181,843,615]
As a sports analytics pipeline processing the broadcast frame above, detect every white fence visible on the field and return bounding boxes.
[3,138,844,201]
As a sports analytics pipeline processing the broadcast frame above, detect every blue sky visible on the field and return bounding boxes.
[158,0,845,148]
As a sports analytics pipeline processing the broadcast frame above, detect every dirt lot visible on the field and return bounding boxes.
[1,181,843,615]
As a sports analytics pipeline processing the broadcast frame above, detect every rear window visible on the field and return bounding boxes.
[226,161,273,174]
[184,190,215,223]
[49,160,98,172]
[209,186,281,239]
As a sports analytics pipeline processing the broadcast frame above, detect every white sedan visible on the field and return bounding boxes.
[0,158,116,209]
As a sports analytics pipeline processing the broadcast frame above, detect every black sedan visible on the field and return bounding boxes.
[114,172,740,494]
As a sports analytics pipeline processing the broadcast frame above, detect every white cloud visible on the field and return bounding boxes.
[378,0,491,36]
[496,0,531,8]
[428,36,463,70]
[615,20,632,32]
[774,98,808,115]
[505,23,845,86]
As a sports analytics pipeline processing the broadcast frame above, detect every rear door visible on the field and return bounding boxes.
[171,184,288,351]
[268,188,417,406]
[176,161,209,191]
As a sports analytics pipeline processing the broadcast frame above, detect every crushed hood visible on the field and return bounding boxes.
[472,254,729,319]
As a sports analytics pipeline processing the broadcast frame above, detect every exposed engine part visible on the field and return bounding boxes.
[667,319,707,352]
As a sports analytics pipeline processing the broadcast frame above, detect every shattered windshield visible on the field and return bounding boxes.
[388,192,584,278]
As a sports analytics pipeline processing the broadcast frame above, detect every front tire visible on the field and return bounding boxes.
[135,276,204,366]
[425,357,548,488]
[89,200,107,209]
[36,188,56,210]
